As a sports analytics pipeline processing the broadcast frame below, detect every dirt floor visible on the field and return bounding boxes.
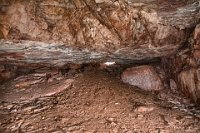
[0,66,200,133]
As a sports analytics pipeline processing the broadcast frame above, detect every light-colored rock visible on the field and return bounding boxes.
[121,65,163,91]
[134,105,155,113]
[95,0,105,4]
[169,79,178,93]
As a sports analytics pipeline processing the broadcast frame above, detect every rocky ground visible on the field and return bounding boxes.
[0,66,200,133]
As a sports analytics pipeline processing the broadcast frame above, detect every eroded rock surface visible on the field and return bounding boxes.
[164,24,200,103]
[178,68,200,103]
[0,0,199,66]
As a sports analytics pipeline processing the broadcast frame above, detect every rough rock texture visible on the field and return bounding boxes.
[178,68,200,103]
[177,24,200,103]
[0,65,17,82]
[163,24,200,103]
[1,0,200,104]
[0,0,200,66]
[0,71,74,102]
[1,69,200,132]
[121,65,163,91]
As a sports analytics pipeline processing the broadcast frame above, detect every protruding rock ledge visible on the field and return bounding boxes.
[0,0,199,67]
[0,40,181,67]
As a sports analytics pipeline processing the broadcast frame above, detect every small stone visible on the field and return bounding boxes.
[112,127,119,133]
[67,126,80,131]
[108,117,114,122]
[121,65,163,91]
[23,106,34,112]
[136,114,144,119]
[134,105,155,113]
[0,71,15,80]
[6,104,14,110]
[47,78,54,83]
[169,79,177,93]
[111,122,117,126]
[106,117,116,124]
[61,118,70,124]
[95,0,105,4]
[194,24,200,41]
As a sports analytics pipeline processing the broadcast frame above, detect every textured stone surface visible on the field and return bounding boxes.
[0,65,16,82]
[0,39,181,66]
[1,0,200,104]
[163,23,200,103]
[0,71,73,102]
[1,69,200,132]
[0,0,200,66]
[178,68,200,103]
[121,65,163,91]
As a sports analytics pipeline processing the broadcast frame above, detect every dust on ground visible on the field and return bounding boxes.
[0,66,200,133]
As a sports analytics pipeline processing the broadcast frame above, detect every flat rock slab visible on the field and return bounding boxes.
[0,73,74,102]
[121,65,163,91]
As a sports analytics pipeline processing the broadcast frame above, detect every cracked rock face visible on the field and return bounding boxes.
[177,24,200,103]
[0,0,199,66]
[178,68,200,103]
[164,24,200,103]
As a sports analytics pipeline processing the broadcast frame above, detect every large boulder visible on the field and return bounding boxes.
[121,65,163,91]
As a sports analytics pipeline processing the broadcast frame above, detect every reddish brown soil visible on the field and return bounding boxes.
[0,67,200,133]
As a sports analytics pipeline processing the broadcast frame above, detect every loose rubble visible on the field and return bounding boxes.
[0,67,200,132]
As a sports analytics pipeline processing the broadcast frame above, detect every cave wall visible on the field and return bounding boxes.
[163,24,200,103]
